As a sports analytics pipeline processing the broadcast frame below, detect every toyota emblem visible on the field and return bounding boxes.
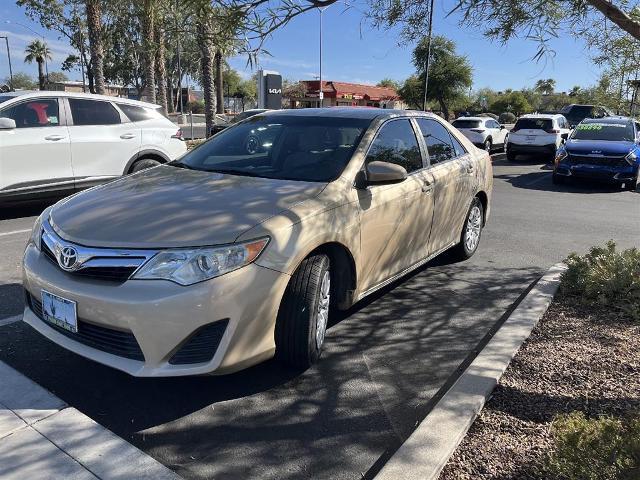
[58,246,79,270]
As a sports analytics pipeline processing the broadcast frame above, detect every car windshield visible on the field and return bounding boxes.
[231,110,266,124]
[571,122,635,141]
[174,115,370,182]
[513,118,553,131]
[452,119,481,129]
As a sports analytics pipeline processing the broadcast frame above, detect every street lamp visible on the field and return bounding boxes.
[0,36,13,89]
[5,20,49,84]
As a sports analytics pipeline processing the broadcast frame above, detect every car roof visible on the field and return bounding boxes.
[519,113,565,120]
[0,90,160,109]
[260,107,433,121]
[453,117,486,122]
[582,116,632,124]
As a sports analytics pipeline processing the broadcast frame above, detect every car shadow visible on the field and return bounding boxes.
[495,167,630,194]
[0,199,58,221]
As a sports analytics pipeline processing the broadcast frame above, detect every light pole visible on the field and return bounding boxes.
[422,0,435,112]
[318,6,326,108]
[5,20,49,84]
[0,36,13,89]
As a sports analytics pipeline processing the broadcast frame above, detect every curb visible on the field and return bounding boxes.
[0,356,181,480]
[375,262,566,480]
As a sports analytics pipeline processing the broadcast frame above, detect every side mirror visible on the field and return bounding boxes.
[561,133,569,140]
[0,117,16,130]
[363,161,408,186]
[500,124,505,129]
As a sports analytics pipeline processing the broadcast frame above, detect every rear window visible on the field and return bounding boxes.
[117,103,162,122]
[513,118,553,131]
[571,122,635,141]
[452,119,481,129]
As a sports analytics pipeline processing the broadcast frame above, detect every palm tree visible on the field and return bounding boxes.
[197,7,216,136]
[85,0,105,94]
[535,78,556,95]
[24,40,52,90]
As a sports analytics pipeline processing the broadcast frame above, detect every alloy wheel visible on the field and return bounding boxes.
[465,205,482,252]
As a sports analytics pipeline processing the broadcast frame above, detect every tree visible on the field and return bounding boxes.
[3,72,37,90]
[400,36,472,118]
[47,71,69,84]
[24,40,52,90]
[489,91,531,116]
[140,0,156,103]
[155,20,168,115]
[196,5,216,136]
[85,0,105,94]
[534,78,556,95]
[377,78,400,90]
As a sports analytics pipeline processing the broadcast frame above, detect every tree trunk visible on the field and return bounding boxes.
[215,50,224,114]
[85,0,106,95]
[438,97,449,120]
[155,22,168,115]
[37,60,45,90]
[141,0,156,103]
[198,15,216,137]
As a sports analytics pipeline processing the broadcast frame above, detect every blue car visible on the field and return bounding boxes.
[553,117,639,190]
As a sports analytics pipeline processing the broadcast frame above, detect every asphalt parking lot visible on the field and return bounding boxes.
[0,156,638,480]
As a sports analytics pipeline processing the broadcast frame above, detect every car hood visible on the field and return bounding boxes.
[565,139,635,156]
[49,165,326,249]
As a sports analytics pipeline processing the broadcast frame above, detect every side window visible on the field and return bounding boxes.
[416,118,456,165]
[117,103,161,122]
[365,119,423,173]
[449,133,467,157]
[0,99,60,128]
[489,120,499,129]
[69,99,121,126]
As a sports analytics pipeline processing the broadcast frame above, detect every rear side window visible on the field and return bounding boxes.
[416,118,456,165]
[452,119,481,129]
[117,103,162,122]
[366,119,423,173]
[513,118,553,131]
[0,99,60,128]
[449,133,467,157]
[69,98,120,126]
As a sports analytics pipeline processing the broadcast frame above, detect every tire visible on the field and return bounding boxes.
[506,150,516,162]
[503,137,508,153]
[275,254,331,368]
[624,176,638,191]
[130,158,162,173]
[452,197,484,260]
[484,139,492,153]
[552,172,565,185]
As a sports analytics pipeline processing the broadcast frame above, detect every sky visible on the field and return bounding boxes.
[0,0,604,93]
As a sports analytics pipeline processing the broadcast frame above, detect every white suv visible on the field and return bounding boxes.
[0,91,186,203]
[506,114,571,162]
[451,116,508,152]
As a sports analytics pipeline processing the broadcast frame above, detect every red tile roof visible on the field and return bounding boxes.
[302,80,400,101]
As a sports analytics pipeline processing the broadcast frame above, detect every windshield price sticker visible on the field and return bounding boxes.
[575,123,626,131]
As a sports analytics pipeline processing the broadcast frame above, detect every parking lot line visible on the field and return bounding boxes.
[0,316,23,327]
[0,229,31,238]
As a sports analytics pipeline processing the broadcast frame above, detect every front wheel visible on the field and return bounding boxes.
[484,139,492,153]
[130,158,161,173]
[452,197,484,260]
[624,176,638,191]
[506,149,516,162]
[275,254,331,369]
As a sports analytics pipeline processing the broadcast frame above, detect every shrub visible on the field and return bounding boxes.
[561,241,640,322]
[499,112,516,124]
[187,100,205,114]
[546,411,640,480]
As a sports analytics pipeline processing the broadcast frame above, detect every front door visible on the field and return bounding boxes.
[0,97,73,195]
[357,119,434,293]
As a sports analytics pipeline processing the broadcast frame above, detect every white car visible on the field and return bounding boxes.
[0,91,186,203]
[506,114,571,162]
[451,116,508,152]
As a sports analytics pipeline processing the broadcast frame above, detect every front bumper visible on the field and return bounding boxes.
[22,242,291,377]
[555,163,637,182]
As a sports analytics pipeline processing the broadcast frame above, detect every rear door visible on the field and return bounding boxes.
[415,118,473,255]
[66,98,142,188]
[0,97,73,195]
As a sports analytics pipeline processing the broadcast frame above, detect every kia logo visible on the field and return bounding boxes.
[58,246,79,270]
[268,88,282,94]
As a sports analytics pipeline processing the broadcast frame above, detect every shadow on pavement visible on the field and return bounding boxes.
[0,248,542,480]
[0,283,24,319]
[0,200,58,221]
[495,168,630,194]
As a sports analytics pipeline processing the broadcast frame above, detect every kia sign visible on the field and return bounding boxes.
[257,70,282,109]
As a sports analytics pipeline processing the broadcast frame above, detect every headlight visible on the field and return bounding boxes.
[132,237,269,285]
[30,209,48,250]
[625,151,637,166]
[555,149,568,164]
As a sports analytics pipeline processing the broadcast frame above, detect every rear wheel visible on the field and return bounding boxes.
[130,158,162,173]
[507,149,516,161]
[484,139,492,153]
[275,254,331,369]
[452,197,484,260]
[624,175,638,191]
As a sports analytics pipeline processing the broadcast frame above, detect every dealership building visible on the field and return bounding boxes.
[290,80,406,109]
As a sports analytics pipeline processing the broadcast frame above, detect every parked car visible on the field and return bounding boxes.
[22,108,493,377]
[506,114,571,162]
[559,104,614,128]
[553,116,639,190]
[0,91,186,203]
[451,116,508,152]
[209,108,270,135]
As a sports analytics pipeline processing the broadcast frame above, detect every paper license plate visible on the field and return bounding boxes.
[41,290,78,333]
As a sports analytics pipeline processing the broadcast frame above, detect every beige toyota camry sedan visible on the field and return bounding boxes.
[22,108,492,377]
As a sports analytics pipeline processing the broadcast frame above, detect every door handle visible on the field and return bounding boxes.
[120,133,136,139]
[44,134,65,141]
[422,181,434,194]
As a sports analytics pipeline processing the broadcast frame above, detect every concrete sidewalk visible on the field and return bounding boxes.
[0,359,180,480]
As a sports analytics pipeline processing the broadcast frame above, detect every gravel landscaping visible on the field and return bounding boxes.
[438,293,640,479]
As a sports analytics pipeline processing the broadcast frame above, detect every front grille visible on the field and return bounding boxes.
[567,154,626,167]
[26,292,145,361]
[169,320,229,365]
[41,239,57,263]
